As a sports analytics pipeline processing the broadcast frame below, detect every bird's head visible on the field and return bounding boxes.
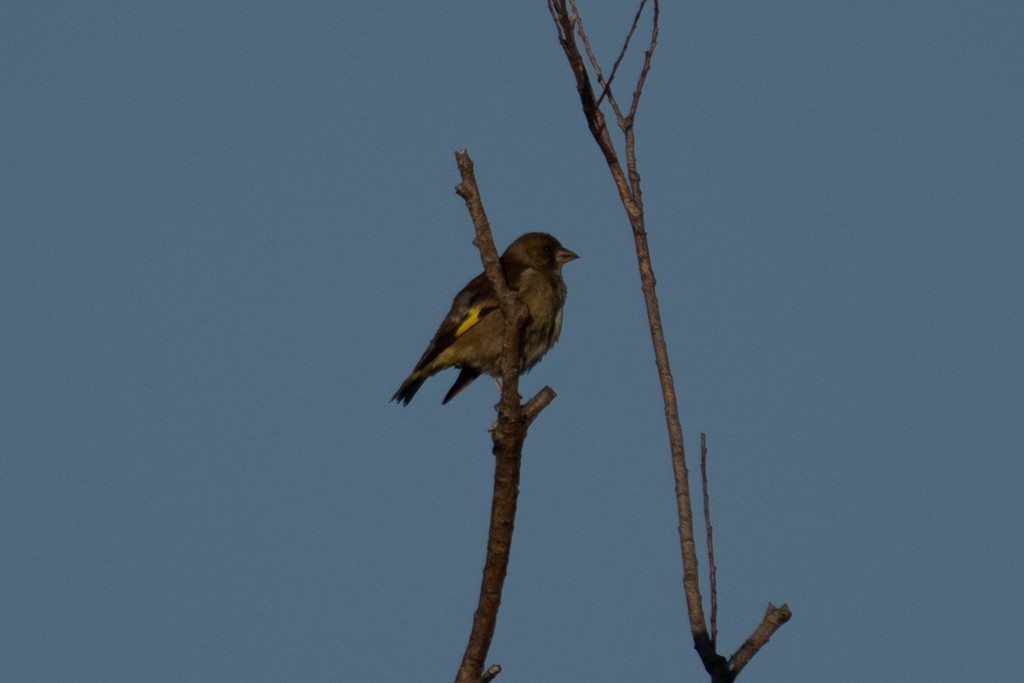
[502,232,579,272]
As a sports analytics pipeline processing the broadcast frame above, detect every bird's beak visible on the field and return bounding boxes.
[557,247,579,264]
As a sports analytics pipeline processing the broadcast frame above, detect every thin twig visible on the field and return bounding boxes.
[569,0,656,129]
[547,2,632,206]
[622,1,657,198]
[568,0,604,84]
[627,0,658,124]
[700,432,718,643]
[568,0,646,113]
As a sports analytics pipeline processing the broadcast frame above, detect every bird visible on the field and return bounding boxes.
[392,232,578,405]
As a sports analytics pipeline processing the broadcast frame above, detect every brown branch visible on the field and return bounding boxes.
[477,664,502,683]
[700,432,718,643]
[622,0,656,201]
[567,0,606,100]
[568,0,624,130]
[547,2,619,175]
[627,0,658,124]
[523,386,557,425]
[609,0,647,111]
[729,604,793,676]
[548,2,637,218]
[451,150,555,683]
[567,0,657,140]
[547,2,789,680]
[571,0,648,115]
[550,0,707,643]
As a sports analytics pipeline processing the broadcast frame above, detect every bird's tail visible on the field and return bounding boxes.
[391,372,427,406]
[442,368,481,404]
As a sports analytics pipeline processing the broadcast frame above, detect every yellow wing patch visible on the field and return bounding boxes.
[455,307,483,337]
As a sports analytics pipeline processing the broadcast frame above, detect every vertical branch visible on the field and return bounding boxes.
[452,151,556,683]
[547,0,708,643]
[454,151,527,419]
[700,432,718,643]
[546,2,790,680]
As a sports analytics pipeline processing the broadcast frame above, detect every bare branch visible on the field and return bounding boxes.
[523,386,557,425]
[547,1,635,209]
[626,0,658,124]
[729,603,793,676]
[567,0,656,133]
[477,664,502,682]
[572,0,648,113]
[454,160,503,293]
[700,432,718,643]
[549,0,708,642]
[547,2,789,679]
[451,150,555,683]
[454,151,526,417]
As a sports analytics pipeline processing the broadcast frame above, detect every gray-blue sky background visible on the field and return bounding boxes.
[3,2,1022,681]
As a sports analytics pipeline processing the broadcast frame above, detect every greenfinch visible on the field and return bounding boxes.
[393,232,578,405]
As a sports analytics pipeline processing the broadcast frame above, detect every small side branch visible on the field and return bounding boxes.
[700,433,718,643]
[728,603,793,677]
[477,664,502,683]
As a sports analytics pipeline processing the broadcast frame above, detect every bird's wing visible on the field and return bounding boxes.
[412,271,499,371]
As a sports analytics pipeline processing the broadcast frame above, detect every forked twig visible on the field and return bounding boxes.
[567,0,657,127]
[546,2,790,680]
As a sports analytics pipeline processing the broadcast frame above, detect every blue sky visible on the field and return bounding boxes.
[3,2,1022,681]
